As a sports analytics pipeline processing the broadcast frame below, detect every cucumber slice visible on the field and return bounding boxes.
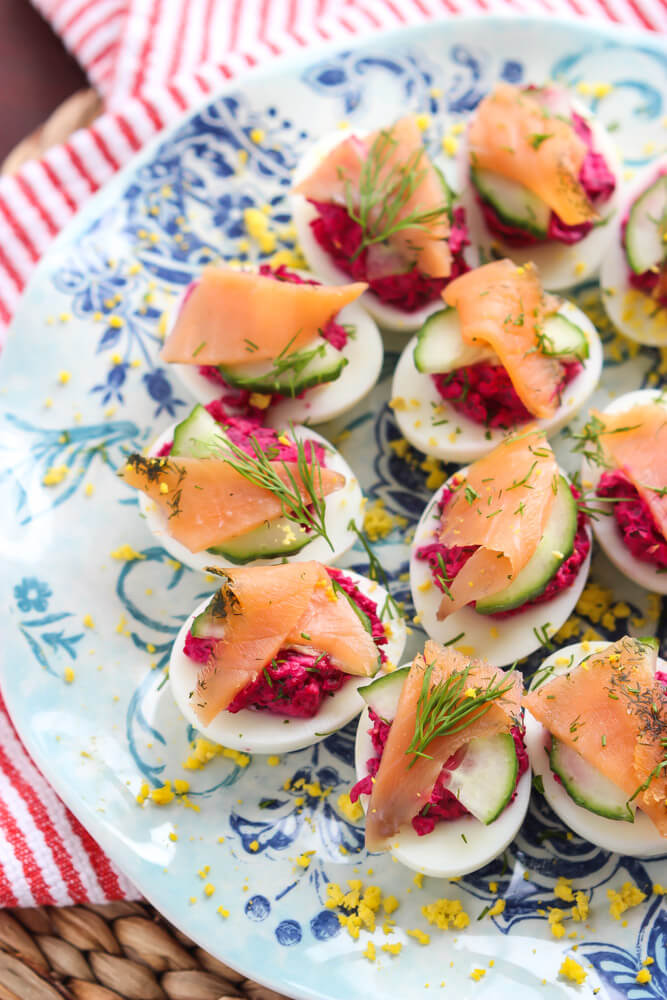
[471,167,550,239]
[359,666,410,719]
[413,308,495,374]
[413,309,587,376]
[171,404,227,458]
[218,339,347,397]
[444,733,518,825]
[625,173,667,275]
[475,476,577,615]
[539,314,589,362]
[550,736,635,822]
[207,517,312,563]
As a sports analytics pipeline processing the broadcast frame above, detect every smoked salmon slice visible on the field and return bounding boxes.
[365,641,522,850]
[294,116,452,279]
[120,453,344,552]
[436,430,558,619]
[468,83,595,226]
[193,562,380,724]
[592,404,667,541]
[443,259,563,419]
[160,267,366,367]
[523,637,667,837]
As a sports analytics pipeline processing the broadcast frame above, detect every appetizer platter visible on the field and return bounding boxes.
[1,16,666,1000]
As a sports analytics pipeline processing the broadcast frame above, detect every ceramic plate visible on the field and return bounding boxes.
[1,16,666,1000]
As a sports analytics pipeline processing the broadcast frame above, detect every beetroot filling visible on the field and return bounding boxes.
[349,708,529,835]
[197,263,349,398]
[476,111,615,248]
[183,568,387,718]
[416,483,590,619]
[308,201,470,312]
[432,359,582,430]
[596,470,667,569]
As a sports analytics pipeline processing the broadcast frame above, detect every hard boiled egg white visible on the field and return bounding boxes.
[290,127,469,334]
[169,570,407,754]
[391,299,602,463]
[410,472,592,665]
[458,104,622,292]
[524,641,666,857]
[600,155,667,347]
[169,289,384,425]
[581,388,667,595]
[138,423,363,574]
[354,700,531,878]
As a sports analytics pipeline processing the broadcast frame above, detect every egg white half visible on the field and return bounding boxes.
[391,299,603,463]
[169,570,407,754]
[457,104,622,292]
[524,641,666,857]
[581,388,667,595]
[410,472,592,666]
[138,423,363,573]
[354,701,531,877]
[290,127,472,334]
[599,155,667,347]
[169,293,384,425]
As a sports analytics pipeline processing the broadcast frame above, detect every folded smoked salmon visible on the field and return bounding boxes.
[360,641,524,850]
[184,562,387,724]
[524,637,667,837]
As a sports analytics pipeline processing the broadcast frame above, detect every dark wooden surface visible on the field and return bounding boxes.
[0,0,88,161]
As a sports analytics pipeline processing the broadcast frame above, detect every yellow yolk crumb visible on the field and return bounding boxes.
[150,781,175,805]
[43,465,69,486]
[217,905,229,918]
[571,892,589,922]
[421,898,470,931]
[608,882,646,919]
[182,736,223,770]
[442,134,459,156]
[250,128,265,144]
[269,248,307,269]
[470,968,486,982]
[267,755,281,766]
[249,840,259,852]
[204,883,215,897]
[362,941,376,962]
[173,779,190,794]
[653,883,667,895]
[58,370,71,384]
[84,482,94,497]
[389,396,407,411]
[548,909,567,939]
[488,881,498,894]
[559,956,587,985]
[296,852,315,868]
[244,208,276,253]
[64,667,75,684]
[249,392,272,409]
[362,498,407,541]
[420,455,447,490]
[554,877,575,902]
[83,614,95,629]
[337,792,363,822]
[636,969,651,984]
[168,832,178,842]
[221,746,250,768]
[487,899,505,917]
[382,942,402,956]
[383,895,399,915]
[111,544,145,561]
[413,873,424,889]
[407,928,430,945]
[415,113,431,131]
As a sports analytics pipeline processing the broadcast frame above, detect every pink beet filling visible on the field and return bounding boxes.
[416,484,590,618]
[597,471,667,569]
[432,359,581,430]
[349,708,528,835]
[184,569,386,718]
[308,201,470,312]
[620,170,667,309]
[477,110,615,248]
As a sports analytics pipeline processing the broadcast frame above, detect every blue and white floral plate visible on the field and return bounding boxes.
[1,16,666,1000]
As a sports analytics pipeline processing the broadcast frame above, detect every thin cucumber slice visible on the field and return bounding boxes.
[539,314,589,362]
[218,339,346,396]
[359,666,410,720]
[625,173,667,275]
[207,517,312,563]
[171,403,226,458]
[550,736,635,822]
[445,733,518,825]
[471,167,550,238]
[475,476,577,615]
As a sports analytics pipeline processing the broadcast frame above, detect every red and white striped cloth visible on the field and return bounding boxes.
[0,0,663,909]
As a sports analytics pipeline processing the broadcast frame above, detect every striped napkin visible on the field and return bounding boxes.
[0,0,663,908]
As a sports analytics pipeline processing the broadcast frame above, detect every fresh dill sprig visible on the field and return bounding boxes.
[218,430,334,550]
[565,415,642,468]
[405,659,516,769]
[341,126,449,262]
